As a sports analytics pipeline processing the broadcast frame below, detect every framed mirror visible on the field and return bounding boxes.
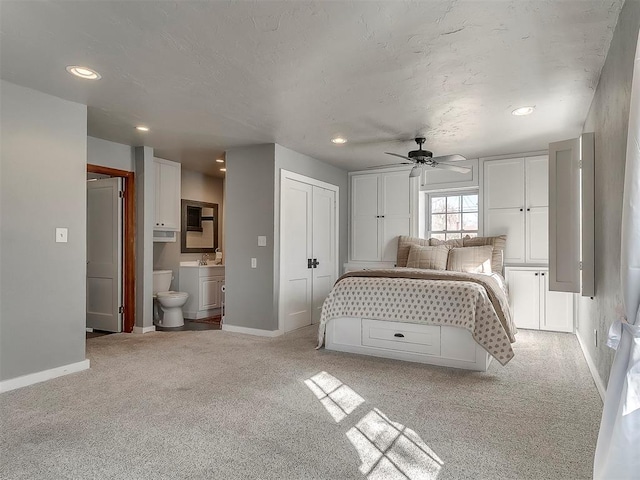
[181,199,218,253]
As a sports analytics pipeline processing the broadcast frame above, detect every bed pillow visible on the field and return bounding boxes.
[396,236,430,267]
[406,245,449,270]
[429,237,465,248]
[462,235,507,273]
[447,246,494,274]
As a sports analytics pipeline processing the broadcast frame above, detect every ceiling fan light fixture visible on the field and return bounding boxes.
[409,165,422,178]
[66,65,101,80]
[511,106,535,116]
[331,137,347,144]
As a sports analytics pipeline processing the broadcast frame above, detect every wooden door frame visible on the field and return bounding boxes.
[87,164,136,333]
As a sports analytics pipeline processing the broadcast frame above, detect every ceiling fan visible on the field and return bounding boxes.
[381,137,471,177]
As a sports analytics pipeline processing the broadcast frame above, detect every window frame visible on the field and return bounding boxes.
[425,189,480,240]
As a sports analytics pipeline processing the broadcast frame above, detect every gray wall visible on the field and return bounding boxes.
[135,147,155,329]
[224,144,276,330]
[576,0,640,388]
[0,80,87,381]
[153,169,225,290]
[87,136,134,172]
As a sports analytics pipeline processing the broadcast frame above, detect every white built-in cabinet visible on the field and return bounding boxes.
[180,265,225,319]
[350,170,413,263]
[154,157,181,231]
[483,155,548,264]
[505,267,573,333]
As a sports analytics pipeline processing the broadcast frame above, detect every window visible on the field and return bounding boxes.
[427,191,478,240]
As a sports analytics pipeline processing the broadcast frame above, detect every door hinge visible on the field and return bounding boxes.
[579,261,583,270]
[118,190,124,198]
[119,305,124,314]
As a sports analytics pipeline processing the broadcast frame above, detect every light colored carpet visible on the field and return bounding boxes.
[1,326,602,479]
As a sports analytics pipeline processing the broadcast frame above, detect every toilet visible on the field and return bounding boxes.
[153,270,189,327]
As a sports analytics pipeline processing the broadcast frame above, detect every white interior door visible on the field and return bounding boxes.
[281,177,313,333]
[87,177,123,332]
[312,186,337,325]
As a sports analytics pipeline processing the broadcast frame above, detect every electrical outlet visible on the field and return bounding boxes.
[251,258,257,269]
[258,236,267,247]
[594,329,598,347]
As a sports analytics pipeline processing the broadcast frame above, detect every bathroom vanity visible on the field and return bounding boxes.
[179,262,225,319]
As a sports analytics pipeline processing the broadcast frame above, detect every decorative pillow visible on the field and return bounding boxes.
[462,235,507,273]
[429,237,465,248]
[406,245,449,270]
[447,246,494,274]
[396,236,430,267]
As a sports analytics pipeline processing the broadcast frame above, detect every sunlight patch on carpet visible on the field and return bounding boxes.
[305,371,365,422]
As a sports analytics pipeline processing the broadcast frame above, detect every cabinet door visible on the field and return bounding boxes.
[526,206,549,263]
[380,172,411,262]
[484,158,525,209]
[200,277,220,309]
[158,161,181,230]
[507,269,540,330]
[351,174,379,261]
[540,271,574,332]
[485,208,525,263]
[526,155,549,208]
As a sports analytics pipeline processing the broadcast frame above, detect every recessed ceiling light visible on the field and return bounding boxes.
[216,159,224,163]
[331,137,347,144]
[220,168,226,172]
[65,65,101,80]
[511,106,535,116]
[136,126,150,132]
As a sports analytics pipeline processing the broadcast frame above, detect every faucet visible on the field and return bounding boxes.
[199,253,209,266]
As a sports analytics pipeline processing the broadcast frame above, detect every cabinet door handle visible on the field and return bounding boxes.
[520,208,524,212]
[534,273,539,276]
[527,208,531,211]
[541,272,545,276]
[307,259,313,269]
[394,333,405,338]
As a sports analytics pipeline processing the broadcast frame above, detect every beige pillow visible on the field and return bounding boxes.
[447,246,494,274]
[406,245,449,270]
[429,237,465,248]
[396,236,430,267]
[462,235,507,273]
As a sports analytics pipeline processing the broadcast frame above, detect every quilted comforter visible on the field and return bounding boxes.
[317,268,517,365]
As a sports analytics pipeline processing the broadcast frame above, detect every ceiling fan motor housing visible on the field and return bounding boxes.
[408,137,432,163]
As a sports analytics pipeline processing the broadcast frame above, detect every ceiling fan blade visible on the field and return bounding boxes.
[365,162,412,169]
[433,162,472,174]
[384,152,414,161]
[430,154,467,163]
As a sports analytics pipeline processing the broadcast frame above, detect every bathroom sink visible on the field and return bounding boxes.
[179,261,224,267]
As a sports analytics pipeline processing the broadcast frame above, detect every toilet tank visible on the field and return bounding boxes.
[153,270,173,294]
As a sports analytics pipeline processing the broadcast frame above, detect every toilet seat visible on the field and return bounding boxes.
[157,291,188,299]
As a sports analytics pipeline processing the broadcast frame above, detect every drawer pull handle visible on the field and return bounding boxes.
[394,333,405,338]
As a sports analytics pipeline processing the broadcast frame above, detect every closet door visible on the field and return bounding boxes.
[351,174,379,261]
[484,158,526,263]
[525,156,549,263]
[507,269,540,330]
[380,172,411,262]
[311,186,337,325]
[281,178,313,333]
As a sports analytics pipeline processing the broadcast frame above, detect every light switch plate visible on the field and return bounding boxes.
[251,258,257,268]
[258,236,267,247]
[56,227,68,243]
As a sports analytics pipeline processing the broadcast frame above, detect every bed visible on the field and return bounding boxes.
[316,235,516,372]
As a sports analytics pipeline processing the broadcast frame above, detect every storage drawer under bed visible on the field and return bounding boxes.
[361,319,441,356]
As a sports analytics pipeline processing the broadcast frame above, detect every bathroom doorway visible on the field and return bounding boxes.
[87,164,136,333]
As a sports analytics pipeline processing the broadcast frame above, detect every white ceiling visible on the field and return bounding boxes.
[0,1,623,176]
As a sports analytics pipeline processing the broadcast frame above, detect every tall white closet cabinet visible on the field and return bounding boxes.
[483,155,548,264]
[350,170,413,263]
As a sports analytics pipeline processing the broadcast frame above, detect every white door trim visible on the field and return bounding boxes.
[278,169,340,334]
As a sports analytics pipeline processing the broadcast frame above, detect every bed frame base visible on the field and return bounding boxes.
[325,317,492,372]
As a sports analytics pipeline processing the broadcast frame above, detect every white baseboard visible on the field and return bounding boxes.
[85,327,93,333]
[0,359,90,393]
[222,324,282,337]
[576,330,606,401]
[132,325,156,334]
